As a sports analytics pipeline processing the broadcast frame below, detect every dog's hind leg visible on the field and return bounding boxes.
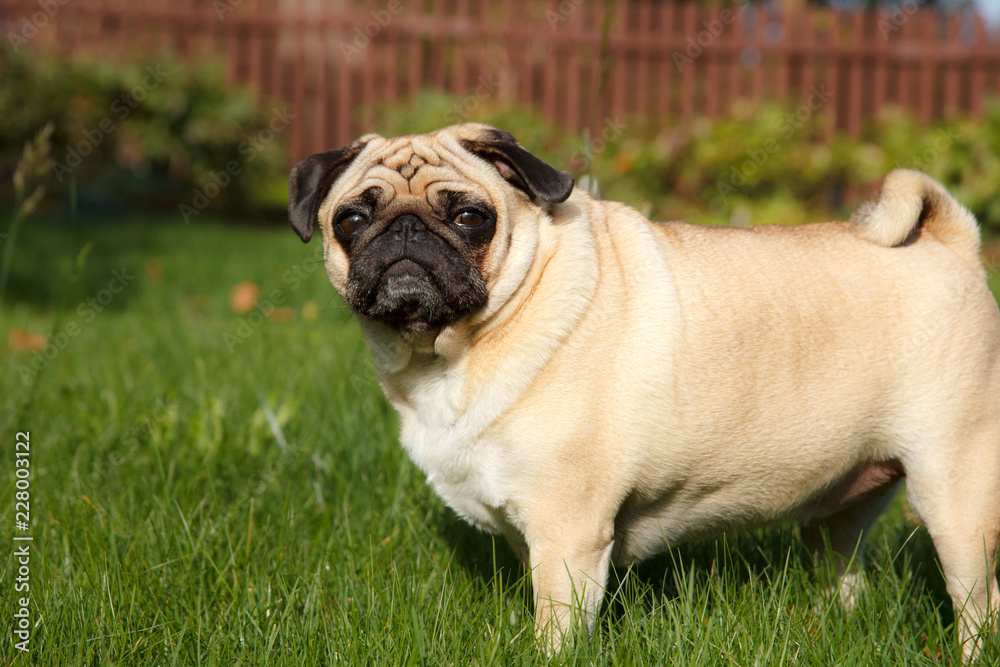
[802,482,902,610]
[904,427,1000,661]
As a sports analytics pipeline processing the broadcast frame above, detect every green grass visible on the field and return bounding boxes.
[1,215,998,665]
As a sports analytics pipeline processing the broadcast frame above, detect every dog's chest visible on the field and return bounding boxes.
[392,362,512,534]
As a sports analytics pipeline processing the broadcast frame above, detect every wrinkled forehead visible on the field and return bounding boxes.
[335,133,493,208]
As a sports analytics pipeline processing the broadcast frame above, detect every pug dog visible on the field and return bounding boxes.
[288,124,1000,659]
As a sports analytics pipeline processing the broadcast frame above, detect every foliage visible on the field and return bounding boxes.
[0,48,288,215]
[2,46,998,234]
[0,122,53,311]
[368,91,1000,235]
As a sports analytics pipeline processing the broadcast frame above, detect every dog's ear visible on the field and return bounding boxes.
[459,129,574,204]
[288,142,367,242]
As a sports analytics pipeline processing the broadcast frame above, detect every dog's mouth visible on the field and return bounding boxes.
[347,257,487,333]
[372,259,442,332]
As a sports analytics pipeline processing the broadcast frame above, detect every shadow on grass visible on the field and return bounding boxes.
[2,213,163,309]
[600,517,953,631]
[437,515,525,594]
[437,507,956,635]
[3,211,290,311]
[438,515,954,644]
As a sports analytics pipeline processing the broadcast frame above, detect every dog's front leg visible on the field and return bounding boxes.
[528,524,615,653]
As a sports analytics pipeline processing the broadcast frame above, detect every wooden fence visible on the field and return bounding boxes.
[3,0,1000,161]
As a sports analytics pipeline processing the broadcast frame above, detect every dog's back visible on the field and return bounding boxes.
[608,171,1000,659]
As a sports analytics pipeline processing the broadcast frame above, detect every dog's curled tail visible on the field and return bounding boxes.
[850,169,982,276]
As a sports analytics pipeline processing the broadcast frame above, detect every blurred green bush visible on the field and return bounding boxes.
[0,48,288,216]
[3,48,997,238]
[369,91,1000,236]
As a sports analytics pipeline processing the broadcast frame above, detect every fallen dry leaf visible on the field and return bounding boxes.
[230,281,261,314]
[8,328,48,351]
[266,307,296,323]
[144,259,164,281]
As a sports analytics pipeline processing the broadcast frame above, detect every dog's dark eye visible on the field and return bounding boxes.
[454,210,487,228]
[337,213,367,234]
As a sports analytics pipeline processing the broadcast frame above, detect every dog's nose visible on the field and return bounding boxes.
[389,215,426,241]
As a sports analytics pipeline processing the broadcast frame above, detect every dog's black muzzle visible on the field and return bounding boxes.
[345,214,488,332]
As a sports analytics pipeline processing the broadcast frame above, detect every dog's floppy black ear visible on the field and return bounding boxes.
[459,129,574,204]
[288,142,367,242]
